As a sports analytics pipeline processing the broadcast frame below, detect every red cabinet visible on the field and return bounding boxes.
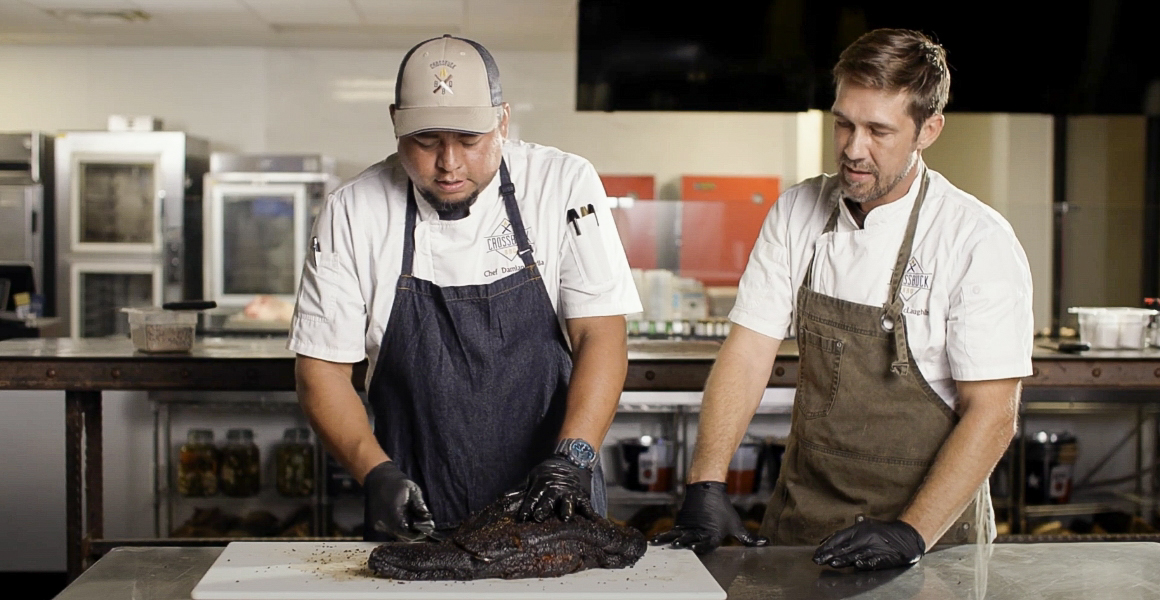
[678,176,779,287]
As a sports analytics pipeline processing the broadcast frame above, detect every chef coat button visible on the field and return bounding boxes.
[972,285,981,294]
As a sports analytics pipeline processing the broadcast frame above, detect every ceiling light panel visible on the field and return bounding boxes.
[242,0,361,25]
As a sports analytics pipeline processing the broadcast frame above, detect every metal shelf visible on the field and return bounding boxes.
[1021,491,1155,518]
[606,486,678,506]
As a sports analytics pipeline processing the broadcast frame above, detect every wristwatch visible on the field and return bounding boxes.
[554,438,599,470]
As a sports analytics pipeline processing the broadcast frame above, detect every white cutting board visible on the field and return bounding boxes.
[190,541,725,600]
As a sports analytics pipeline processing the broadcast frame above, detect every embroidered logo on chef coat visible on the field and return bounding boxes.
[486,219,533,261]
[900,257,932,301]
[433,68,453,95]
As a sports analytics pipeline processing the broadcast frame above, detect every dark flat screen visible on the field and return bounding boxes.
[578,0,1157,115]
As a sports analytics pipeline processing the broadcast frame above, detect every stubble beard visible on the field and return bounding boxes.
[841,151,919,205]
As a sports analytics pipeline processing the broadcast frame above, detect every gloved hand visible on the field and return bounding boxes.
[650,481,769,554]
[516,457,595,523]
[813,518,926,570]
[363,461,436,542]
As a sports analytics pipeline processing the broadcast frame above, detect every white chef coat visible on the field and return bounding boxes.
[729,163,1034,409]
[288,140,643,385]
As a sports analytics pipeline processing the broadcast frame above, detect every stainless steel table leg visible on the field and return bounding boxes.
[84,391,103,554]
[65,390,102,581]
[65,391,83,580]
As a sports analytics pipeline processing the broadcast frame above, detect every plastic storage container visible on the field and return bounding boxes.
[1023,431,1078,504]
[122,307,198,353]
[1068,307,1158,349]
[617,436,676,492]
[725,441,765,495]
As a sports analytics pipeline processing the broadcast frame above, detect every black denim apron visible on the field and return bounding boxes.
[365,160,605,533]
[759,170,990,546]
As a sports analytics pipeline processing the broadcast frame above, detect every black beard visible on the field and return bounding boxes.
[418,187,480,221]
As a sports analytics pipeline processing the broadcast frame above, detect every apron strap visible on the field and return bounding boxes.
[402,184,420,276]
[401,159,532,275]
[800,179,843,293]
[884,168,931,376]
[498,160,537,269]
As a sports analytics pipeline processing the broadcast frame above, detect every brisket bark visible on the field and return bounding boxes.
[368,490,647,580]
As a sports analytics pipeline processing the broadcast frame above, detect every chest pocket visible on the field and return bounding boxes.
[797,328,844,419]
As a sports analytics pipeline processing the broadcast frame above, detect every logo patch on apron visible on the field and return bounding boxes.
[486,219,533,262]
[900,257,932,301]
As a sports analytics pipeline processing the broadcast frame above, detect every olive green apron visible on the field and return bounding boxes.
[759,169,990,546]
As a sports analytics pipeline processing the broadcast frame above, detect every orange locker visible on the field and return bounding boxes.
[679,175,779,287]
[599,175,658,270]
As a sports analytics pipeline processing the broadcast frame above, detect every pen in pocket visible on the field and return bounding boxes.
[566,208,582,235]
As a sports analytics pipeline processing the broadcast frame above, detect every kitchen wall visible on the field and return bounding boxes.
[0,46,812,193]
[1062,116,1148,311]
[1,39,1140,572]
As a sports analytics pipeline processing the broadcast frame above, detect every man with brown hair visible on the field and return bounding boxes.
[653,29,1033,570]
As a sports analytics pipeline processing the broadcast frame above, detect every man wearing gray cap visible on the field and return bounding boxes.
[289,35,642,541]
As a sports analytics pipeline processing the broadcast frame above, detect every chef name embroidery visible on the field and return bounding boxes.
[900,257,932,302]
[486,219,534,261]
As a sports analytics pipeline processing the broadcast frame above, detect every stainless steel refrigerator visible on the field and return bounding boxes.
[203,153,337,310]
[0,131,54,315]
[54,131,210,337]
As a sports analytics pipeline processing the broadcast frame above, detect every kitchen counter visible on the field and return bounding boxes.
[53,543,1160,599]
[4,336,1160,579]
[2,336,1158,392]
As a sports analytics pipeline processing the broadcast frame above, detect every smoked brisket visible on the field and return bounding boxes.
[368,490,647,580]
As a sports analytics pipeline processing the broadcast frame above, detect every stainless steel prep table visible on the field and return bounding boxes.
[53,543,1160,599]
[1,336,1159,579]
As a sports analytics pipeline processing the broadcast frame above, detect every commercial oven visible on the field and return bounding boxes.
[203,153,337,310]
[54,130,209,337]
[0,131,54,314]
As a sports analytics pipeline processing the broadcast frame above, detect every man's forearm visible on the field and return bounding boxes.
[900,379,1020,546]
[558,316,629,450]
[295,355,388,484]
[687,326,780,483]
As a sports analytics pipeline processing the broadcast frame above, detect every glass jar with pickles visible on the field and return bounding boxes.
[177,429,219,497]
[275,427,315,498]
[219,428,261,497]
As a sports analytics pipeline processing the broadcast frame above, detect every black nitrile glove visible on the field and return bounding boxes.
[516,457,595,523]
[363,461,436,542]
[813,518,926,570]
[650,481,769,554]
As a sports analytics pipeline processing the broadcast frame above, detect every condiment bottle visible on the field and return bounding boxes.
[220,428,260,497]
[177,429,218,497]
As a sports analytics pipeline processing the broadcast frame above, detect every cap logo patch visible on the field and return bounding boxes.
[433,67,453,95]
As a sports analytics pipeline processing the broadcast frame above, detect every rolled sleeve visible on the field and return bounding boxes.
[287,191,368,363]
[728,198,794,341]
[558,162,643,319]
[946,227,1035,381]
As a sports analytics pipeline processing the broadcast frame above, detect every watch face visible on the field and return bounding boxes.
[570,440,596,464]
